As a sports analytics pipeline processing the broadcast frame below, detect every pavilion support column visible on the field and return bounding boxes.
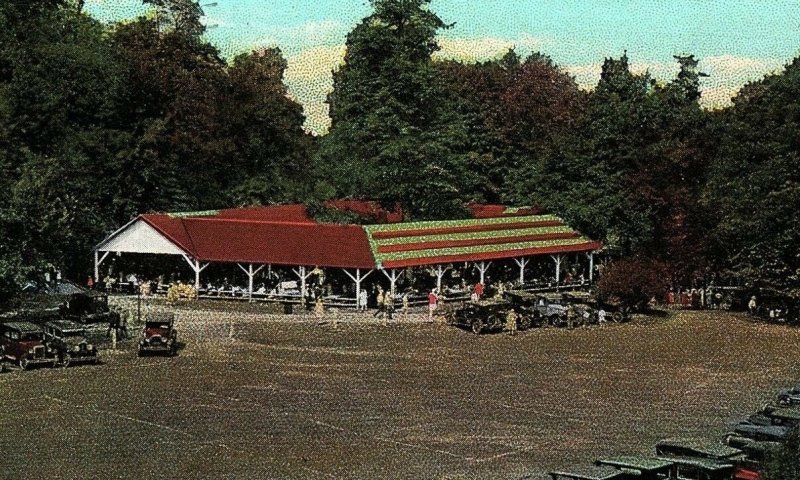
[181,254,209,290]
[94,251,110,283]
[434,265,451,292]
[475,261,492,284]
[513,257,529,285]
[292,266,314,301]
[343,268,373,307]
[237,263,265,302]
[551,255,564,285]
[587,252,595,283]
[381,268,401,297]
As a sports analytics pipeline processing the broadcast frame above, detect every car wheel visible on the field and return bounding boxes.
[550,315,563,327]
[471,318,485,335]
[611,312,623,323]
[19,358,29,370]
[61,354,71,368]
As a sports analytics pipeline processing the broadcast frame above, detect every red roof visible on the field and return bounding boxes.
[110,202,599,269]
[141,214,375,269]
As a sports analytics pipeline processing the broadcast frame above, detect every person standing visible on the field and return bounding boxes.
[749,296,758,315]
[401,290,410,320]
[358,289,368,312]
[373,287,385,319]
[505,309,518,336]
[427,289,438,322]
[566,304,577,330]
[474,281,484,300]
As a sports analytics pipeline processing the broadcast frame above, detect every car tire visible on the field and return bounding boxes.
[471,318,485,335]
[61,354,71,368]
[19,358,29,370]
[550,315,563,327]
[612,312,623,323]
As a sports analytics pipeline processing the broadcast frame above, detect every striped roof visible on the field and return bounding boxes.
[96,202,600,269]
[364,214,600,269]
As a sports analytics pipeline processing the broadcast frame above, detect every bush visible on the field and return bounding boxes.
[597,256,669,310]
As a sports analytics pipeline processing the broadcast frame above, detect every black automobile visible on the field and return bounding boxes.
[723,421,791,447]
[775,382,800,406]
[445,301,512,334]
[138,313,178,356]
[59,292,120,325]
[503,290,545,329]
[43,320,98,367]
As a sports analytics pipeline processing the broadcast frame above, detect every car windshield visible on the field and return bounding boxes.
[146,322,170,329]
[20,332,43,341]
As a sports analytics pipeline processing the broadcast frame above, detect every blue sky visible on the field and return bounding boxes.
[87,0,800,133]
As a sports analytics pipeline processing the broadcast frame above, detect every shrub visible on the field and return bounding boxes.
[597,256,669,310]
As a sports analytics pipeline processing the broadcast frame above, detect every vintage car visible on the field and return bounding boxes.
[655,439,761,480]
[42,320,98,367]
[503,290,545,329]
[138,313,178,356]
[597,455,739,480]
[775,382,800,406]
[723,421,790,447]
[549,465,631,480]
[59,292,120,325]
[594,456,674,479]
[0,321,56,369]
[759,403,800,427]
[445,300,512,334]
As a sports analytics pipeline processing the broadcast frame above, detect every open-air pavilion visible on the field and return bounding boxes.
[92,202,602,306]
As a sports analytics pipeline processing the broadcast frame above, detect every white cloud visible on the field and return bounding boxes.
[284,45,346,135]
[433,35,543,63]
[564,55,785,108]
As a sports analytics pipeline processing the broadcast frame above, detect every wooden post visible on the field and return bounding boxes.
[551,255,564,284]
[475,261,492,285]
[513,257,529,285]
[381,268,400,296]
[238,263,266,302]
[343,268,373,308]
[434,265,451,292]
[587,252,595,282]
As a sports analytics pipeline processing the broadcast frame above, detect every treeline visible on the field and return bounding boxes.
[1,0,799,301]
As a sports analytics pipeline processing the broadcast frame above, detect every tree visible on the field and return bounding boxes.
[597,256,670,310]
[224,48,313,205]
[704,57,800,292]
[314,0,470,220]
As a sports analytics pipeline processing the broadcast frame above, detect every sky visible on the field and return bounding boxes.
[86,0,800,134]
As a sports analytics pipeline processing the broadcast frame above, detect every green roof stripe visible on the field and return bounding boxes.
[364,214,559,233]
[375,237,592,262]
[375,225,574,246]
[167,209,220,218]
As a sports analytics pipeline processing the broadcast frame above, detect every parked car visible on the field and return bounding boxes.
[655,438,760,480]
[549,465,631,480]
[445,300,512,334]
[594,456,674,479]
[59,292,120,325]
[724,422,790,446]
[42,320,98,367]
[775,382,800,406]
[138,313,178,356]
[758,403,800,428]
[530,293,569,327]
[597,455,739,480]
[0,321,56,369]
[503,290,545,329]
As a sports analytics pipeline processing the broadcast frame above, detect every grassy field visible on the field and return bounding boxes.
[1,307,799,479]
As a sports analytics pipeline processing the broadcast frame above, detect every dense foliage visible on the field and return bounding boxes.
[1,0,799,303]
[765,429,800,480]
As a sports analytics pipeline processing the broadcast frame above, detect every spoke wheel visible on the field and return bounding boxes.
[471,318,485,335]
